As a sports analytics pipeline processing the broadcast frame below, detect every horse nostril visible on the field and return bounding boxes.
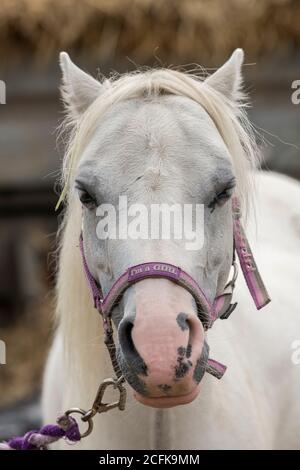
[118,317,147,375]
[118,317,134,354]
[176,312,198,350]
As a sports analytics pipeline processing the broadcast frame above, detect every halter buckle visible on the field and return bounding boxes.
[225,261,238,289]
[220,301,238,319]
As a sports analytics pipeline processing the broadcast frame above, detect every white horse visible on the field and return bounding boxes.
[42,49,300,449]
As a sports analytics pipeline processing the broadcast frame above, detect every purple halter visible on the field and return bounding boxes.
[79,196,271,380]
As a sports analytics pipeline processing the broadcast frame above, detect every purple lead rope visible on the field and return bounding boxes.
[0,414,81,450]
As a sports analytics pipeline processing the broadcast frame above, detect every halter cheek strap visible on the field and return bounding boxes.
[232,197,271,310]
[79,196,271,381]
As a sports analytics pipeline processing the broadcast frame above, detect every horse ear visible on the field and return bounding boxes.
[59,52,103,118]
[205,48,244,101]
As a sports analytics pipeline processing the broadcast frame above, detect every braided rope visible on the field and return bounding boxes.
[0,414,81,450]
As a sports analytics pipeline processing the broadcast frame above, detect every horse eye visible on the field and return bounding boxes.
[216,187,233,203]
[77,188,96,209]
[208,187,234,213]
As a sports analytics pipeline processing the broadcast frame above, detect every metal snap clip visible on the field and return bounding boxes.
[82,378,127,422]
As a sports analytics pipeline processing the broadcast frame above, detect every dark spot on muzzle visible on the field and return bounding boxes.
[175,345,193,379]
[157,384,172,395]
[193,341,210,384]
[175,360,191,379]
[176,312,189,331]
[186,343,192,358]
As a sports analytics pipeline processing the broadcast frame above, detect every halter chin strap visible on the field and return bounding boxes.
[79,196,271,381]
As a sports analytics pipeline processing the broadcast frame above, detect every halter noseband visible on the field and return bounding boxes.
[79,196,271,381]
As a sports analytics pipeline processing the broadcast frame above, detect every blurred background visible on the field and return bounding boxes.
[0,0,299,440]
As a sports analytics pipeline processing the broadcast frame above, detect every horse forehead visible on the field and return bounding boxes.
[79,95,231,187]
[92,95,223,153]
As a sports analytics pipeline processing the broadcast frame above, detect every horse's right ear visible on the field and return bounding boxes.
[59,52,103,119]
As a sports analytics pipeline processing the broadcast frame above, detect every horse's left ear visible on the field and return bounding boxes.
[205,48,244,101]
[59,52,103,118]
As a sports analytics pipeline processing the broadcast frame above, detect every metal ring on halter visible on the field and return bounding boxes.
[65,408,94,438]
